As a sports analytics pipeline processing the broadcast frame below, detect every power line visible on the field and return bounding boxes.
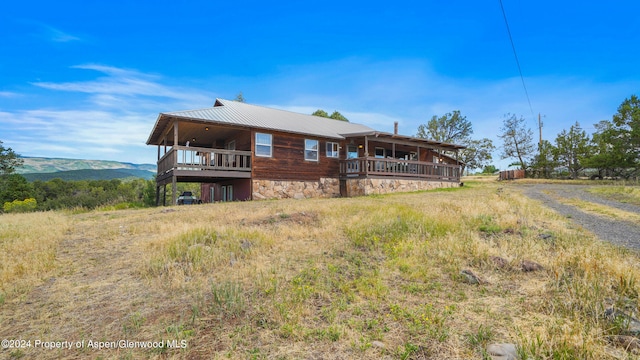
[499,0,534,117]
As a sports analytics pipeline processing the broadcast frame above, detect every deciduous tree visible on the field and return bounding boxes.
[499,114,535,176]
[459,138,495,174]
[416,110,472,144]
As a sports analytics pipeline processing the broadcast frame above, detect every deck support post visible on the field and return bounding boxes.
[162,184,167,206]
[172,176,177,205]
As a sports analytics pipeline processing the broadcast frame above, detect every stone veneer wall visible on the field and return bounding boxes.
[252,178,340,200]
[344,178,458,197]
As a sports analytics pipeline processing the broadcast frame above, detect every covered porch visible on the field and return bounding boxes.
[147,114,253,205]
[339,131,464,182]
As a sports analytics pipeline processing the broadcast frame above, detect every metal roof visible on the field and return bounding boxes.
[146,99,374,144]
[146,99,465,150]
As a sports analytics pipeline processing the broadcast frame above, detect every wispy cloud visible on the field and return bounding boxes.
[2,65,217,163]
[42,24,80,43]
[33,64,212,104]
[0,91,21,98]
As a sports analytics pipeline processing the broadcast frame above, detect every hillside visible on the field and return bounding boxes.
[2,182,639,359]
[16,157,155,174]
[22,168,155,181]
[15,156,156,181]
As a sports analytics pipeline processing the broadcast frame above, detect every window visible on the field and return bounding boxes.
[375,147,385,158]
[347,145,358,159]
[326,142,339,158]
[255,133,272,157]
[305,139,319,161]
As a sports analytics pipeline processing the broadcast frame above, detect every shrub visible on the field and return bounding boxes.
[3,198,37,213]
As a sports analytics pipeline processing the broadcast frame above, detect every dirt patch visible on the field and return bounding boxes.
[253,211,319,226]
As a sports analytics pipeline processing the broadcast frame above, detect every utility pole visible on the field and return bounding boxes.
[538,113,543,148]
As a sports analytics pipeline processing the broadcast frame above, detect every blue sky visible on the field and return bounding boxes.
[1,1,639,169]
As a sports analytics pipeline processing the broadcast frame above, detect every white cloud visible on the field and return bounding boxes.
[2,65,221,163]
[33,64,213,105]
[4,58,638,169]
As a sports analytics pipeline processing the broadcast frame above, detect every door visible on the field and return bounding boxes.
[227,185,233,201]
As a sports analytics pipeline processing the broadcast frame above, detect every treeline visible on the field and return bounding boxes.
[500,95,640,180]
[1,176,156,212]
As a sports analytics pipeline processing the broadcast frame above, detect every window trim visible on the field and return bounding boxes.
[326,142,339,158]
[255,133,272,157]
[304,139,319,162]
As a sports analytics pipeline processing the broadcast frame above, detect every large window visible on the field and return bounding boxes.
[305,139,319,161]
[255,133,272,157]
[326,142,339,158]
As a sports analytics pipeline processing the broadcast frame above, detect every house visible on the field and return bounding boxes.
[146,99,465,205]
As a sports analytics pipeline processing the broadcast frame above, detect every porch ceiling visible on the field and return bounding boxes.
[148,117,248,147]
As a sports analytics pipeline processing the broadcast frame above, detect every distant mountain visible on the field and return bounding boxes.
[16,157,156,181]
[22,169,155,182]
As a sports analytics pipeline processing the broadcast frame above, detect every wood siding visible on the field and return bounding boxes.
[252,130,342,181]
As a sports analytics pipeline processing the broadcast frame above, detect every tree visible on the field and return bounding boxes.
[416,111,493,173]
[530,140,558,178]
[329,111,348,122]
[234,92,245,103]
[459,138,495,174]
[311,109,349,122]
[0,174,34,205]
[611,95,640,175]
[553,122,592,179]
[481,165,498,174]
[416,110,472,144]
[583,120,628,178]
[498,113,535,176]
[311,109,329,118]
[0,141,23,175]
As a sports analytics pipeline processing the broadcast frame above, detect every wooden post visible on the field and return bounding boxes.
[172,176,177,205]
[364,136,369,175]
[173,121,179,146]
[155,185,160,206]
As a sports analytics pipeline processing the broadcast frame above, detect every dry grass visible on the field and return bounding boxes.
[553,196,640,223]
[0,211,71,300]
[1,182,640,359]
[587,186,640,207]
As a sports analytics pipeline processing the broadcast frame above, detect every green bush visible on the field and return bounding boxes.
[3,198,37,213]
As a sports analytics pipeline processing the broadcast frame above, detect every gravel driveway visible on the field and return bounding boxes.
[516,184,640,251]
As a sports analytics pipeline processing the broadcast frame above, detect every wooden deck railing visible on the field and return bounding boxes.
[157,146,252,176]
[340,157,461,181]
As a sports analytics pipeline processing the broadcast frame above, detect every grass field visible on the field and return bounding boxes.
[1,181,640,359]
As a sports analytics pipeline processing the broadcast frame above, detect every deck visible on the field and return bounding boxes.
[340,157,461,182]
[156,145,252,185]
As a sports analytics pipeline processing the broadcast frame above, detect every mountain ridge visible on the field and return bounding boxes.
[16,156,156,174]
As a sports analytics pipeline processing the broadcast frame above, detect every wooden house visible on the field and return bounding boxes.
[146,99,465,205]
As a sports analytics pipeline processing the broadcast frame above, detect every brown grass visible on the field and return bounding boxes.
[1,182,640,359]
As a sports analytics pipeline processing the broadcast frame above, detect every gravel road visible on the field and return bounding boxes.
[516,184,640,251]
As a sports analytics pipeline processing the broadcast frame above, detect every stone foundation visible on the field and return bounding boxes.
[344,178,458,197]
[252,178,340,200]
